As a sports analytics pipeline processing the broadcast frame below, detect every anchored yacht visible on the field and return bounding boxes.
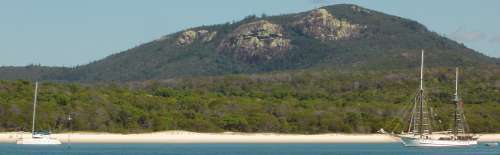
[16,82,62,145]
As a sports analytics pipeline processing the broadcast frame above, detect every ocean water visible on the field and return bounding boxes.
[0,143,498,155]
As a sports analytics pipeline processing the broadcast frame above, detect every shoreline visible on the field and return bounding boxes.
[0,131,498,144]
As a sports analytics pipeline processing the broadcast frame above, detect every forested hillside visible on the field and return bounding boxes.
[0,4,498,82]
[1,68,498,134]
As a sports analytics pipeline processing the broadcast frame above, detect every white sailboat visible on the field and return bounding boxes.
[16,82,62,145]
[397,50,478,147]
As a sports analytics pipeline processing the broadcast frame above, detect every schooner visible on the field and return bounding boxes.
[396,50,478,147]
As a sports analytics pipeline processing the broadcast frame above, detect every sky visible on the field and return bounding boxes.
[0,0,499,66]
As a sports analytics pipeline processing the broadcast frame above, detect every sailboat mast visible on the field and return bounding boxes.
[420,50,424,90]
[455,68,459,101]
[31,82,38,134]
[418,50,424,137]
[453,68,459,135]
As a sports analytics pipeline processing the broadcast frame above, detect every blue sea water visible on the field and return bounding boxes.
[0,143,498,155]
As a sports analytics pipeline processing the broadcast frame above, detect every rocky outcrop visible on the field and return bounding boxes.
[219,20,291,62]
[197,30,217,42]
[351,5,371,14]
[294,9,363,41]
[176,29,217,45]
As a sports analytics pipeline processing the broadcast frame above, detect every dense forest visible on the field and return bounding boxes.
[0,68,498,134]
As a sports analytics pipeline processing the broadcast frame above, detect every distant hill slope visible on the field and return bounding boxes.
[0,4,497,82]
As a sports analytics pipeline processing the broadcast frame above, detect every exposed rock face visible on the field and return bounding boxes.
[177,30,197,45]
[219,20,291,62]
[199,30,217,42]
[176,29,217,45]
[351,5,371,14]
[294,9,363,41]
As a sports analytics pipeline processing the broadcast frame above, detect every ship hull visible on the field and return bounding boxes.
[16,138,62,145]
[399,136,477,147]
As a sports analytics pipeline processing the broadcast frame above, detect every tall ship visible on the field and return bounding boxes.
[396,50,478,147]
[16,82,62,145]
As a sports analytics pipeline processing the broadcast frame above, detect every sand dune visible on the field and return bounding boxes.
[0,131,498,144]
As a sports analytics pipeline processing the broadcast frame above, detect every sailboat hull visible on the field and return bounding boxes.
[16,138,62,145]
[400,136,477,147]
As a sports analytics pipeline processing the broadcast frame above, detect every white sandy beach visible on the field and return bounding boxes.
[0,131,498,144]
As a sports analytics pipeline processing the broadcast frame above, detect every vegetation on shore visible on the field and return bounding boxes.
[0,68,498,134]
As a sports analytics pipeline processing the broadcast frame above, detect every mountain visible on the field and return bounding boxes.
[0,4,498,82]
[1,4,499,134]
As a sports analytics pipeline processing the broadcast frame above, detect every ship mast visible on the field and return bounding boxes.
[31,81,38,134]
[453,68,458,136]
[454,68,459,102]
[409,50,432,137]
[418,50,424,137]
[420,50,424,91]
[452,67,466,136]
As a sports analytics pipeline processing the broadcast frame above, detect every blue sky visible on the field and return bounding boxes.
[0,0,499,66]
